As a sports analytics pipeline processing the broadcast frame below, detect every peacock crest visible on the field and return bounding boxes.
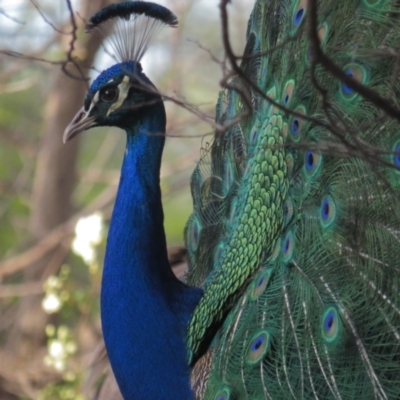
[86,1,177,63]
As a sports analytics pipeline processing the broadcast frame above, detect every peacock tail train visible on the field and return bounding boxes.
[185,0,400,398]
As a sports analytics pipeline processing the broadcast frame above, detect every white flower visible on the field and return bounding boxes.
[42,293,62,313]
[49,340,65,359]
[72,212,104,264]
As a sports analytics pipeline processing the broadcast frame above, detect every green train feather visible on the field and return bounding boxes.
[186,0,400,398]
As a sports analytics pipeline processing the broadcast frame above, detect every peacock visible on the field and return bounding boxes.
[64,0,400,399]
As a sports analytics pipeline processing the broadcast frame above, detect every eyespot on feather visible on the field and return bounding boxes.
[304,150,322,177]
[282,231,295,262]
[340,64,367,100]
[188,216,202,253]
[289,106,306,140]
[247,331,271,363]
[322,307,340,342]
[320,195,336,227]
[251,268,273,300]
[292,0,307,30]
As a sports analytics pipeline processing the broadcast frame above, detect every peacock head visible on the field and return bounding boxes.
[63,1,177,143]
[64,61,161,142]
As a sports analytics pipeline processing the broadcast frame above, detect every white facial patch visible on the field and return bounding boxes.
[87,91,100,114]
[107,75,131,116]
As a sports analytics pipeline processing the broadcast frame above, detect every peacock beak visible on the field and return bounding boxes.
[63,107,97,143]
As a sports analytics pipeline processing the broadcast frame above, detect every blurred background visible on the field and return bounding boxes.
[0,0,253,398]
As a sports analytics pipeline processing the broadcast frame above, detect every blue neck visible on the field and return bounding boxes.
[101,101,202,399]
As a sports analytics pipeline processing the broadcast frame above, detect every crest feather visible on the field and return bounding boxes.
[86,1,178,62]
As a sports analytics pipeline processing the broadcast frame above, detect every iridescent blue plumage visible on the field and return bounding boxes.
[64,3,202,399]
[96,66,202,397]
[84,61,138,110]
[67,58,203,400]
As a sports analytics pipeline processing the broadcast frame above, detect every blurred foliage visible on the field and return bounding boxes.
[0,69,45,259]
[0,0,252,398]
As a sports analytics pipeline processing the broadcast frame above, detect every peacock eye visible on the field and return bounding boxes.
[100,87,119,102]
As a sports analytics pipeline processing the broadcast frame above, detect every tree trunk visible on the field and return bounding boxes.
[6,0,113,356]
